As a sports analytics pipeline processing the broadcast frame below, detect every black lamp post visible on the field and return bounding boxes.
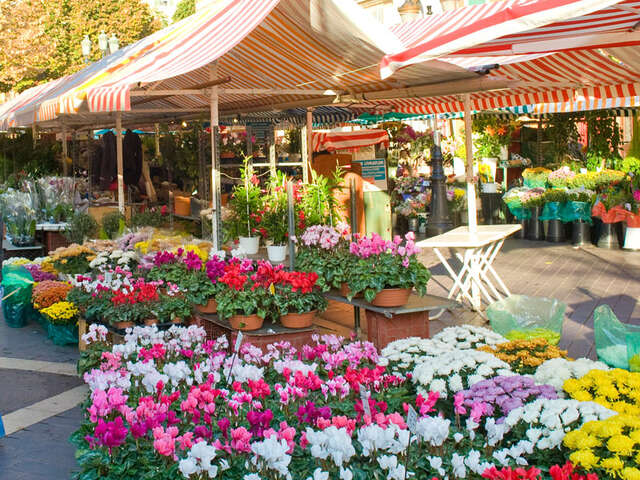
[426,139,453,237]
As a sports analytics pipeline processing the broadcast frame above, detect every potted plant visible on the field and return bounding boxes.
[478,162,497,193]
[522,167,551,189]
[446,187,466,226]
[547,166,576,189]
[395,194,429,232]
[540,189,568,242]
[592,187,628,249]
[273,271,328,329]
[295,224,352,292]
[285,128,302,161]
[49,244,96,276]
[153,294,191,324]
[106,280,160,329]
[39,300,79,345]
[521,188,546,241]
[64,212,99,245]
[224,158,263,255]
[216,260,274,331]
[263,178,289,263]
[564,189,594,246]
[343,232,431,307]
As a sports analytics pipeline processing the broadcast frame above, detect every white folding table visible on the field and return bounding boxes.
[417,225,522,318]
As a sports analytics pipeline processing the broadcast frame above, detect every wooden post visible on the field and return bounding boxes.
[464,94,477,234]
[537,117,543,166]
[210,62,222,251]
[32,124,37,148]
[115,112,125,214]
[154,123,161,158]
[304,108,314,182]
[62,127,68,176]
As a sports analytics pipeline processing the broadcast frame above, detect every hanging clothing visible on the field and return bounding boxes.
[123,129,143,186]
[100,131,117,190]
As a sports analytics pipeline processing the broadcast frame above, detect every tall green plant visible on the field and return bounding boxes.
[224,157,263,240]
[586,110,621,170]
[547,113,579,163]
[299,168,344,230]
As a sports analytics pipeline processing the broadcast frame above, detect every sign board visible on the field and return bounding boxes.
[353,158,388,192]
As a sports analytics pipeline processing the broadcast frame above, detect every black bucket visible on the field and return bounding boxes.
[597,222,619,249]
[527,207,544,241]
[571,221,591,246]
[546,219,565,243]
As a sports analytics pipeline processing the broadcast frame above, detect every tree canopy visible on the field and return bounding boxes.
[173,0,196,22]
[0,0,162,93]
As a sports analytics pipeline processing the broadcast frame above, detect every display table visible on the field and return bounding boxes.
[325,292,459,349]
[192,313,316,352]
[416,225,521,316]
[2,239,45,261]
[36,223,69,253]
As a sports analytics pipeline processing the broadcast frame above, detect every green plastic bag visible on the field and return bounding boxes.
[1,265,34,328]
[487,295,567,345]
[593,305,640,370]
[523,178,547,189]
[627,332,640,373]
[560,201,592,224]
[45,320,78,346]
[540,202,562,221]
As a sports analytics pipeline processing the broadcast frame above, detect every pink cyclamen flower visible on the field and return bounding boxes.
[454,392,467,415]
[469,402,487,423]
[152,426,178,457]
[230,427,252,453]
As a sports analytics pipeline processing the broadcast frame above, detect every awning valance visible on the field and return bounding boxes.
[312,129,389,152]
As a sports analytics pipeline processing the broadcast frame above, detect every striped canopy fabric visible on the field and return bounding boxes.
[311,129,389,152]
[3,0,476,129]
[380,0,636,78]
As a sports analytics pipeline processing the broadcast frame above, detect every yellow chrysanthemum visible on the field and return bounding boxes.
[597,420,624,438]
[564,430,601,449]
[607,435,636,456]
[601,456,625,472]
[569,450,600,470]
[621,467,640,480]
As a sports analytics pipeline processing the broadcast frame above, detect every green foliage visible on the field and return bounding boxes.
[543,189,568,203]
[129,209,166,229]
[101,211,125,240]
[546,113,580,163]
[0,0,162,92]
[273,283,328,316]
[295,246,351,292]
[52,203,74,222]
[298,169,344,231]
[153,295,192,323]
[261,174,289,245]
[224,157,264,240]
[216,284,272,320]
[284,128,301,154]
[586,110,622,169]
[172,0,195,22]
[472,117,518,159]
[64,212,99,245]
[158,125,201,190]
[0,132,60,181]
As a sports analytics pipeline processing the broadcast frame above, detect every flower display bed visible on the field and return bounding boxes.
[193,313,316,353]
[72,323,639,480]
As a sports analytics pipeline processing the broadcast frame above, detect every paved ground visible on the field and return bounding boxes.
[0,314,82,480]
[1,237,639,479]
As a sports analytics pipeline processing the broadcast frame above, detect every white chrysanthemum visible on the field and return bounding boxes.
[432,325,507,349]
[533,357,610,396]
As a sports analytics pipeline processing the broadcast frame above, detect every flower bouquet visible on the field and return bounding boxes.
[548,166,577,188]
[295,224,352,292]
[343,232,431,306]
[104,280,161,329]
[272,271,328,328]
[49,244,96,275]
[32,280,72,309]
[478,338,569,375]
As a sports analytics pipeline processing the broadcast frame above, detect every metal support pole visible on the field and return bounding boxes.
[62,127,68,176]
[536,118,543,166]
[287,181,296,270]
[115,112,125,214]
[210,62,222,250]
[246,125,253,159]
[349,178,361,334]
[269,126,276,178]
[0,217,4,282]
[426,118,452,237]
[464,93,477,234]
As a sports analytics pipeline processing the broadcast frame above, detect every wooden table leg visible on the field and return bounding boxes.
[365,309,430,350]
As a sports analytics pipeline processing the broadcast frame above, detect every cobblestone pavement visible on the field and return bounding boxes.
[1,238,639,479]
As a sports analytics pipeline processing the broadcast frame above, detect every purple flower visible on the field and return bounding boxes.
[183,251,202,271]
[206,257,226,283]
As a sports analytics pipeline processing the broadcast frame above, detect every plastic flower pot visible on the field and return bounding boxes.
[196,298,218,314]
[546,219,565,243]
[597,222,619,249]
[267,245,287,263]
[516,218,527,239]
[407,217,419,233]
[143,318,157,326]
[239,236,259,255]
[112,321,135,330]
[339,283,362,298]
[280,310,316,329]
[571,220,590,246]
[229,314,263,331]
[526,207,544,241]
[371,288,412,307]
[623,226,640,250]
[487,295,567,345]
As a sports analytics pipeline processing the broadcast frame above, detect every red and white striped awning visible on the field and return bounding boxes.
[381,0,639,78]
[4,0,476,129]
[312,129,389,152]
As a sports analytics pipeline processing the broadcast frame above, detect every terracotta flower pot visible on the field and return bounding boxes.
[340,283,361,298]
[371,288,412,307]
[229,314,264,331]
[112,321,134,330]
[196,298,218,314]
[143,318,157,326]
[171,317,183,324]
[281,310,316,329]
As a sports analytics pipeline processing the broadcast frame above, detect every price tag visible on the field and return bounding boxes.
[360,387,371,417]
[234,332,244,353]
[407,405,418,433]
